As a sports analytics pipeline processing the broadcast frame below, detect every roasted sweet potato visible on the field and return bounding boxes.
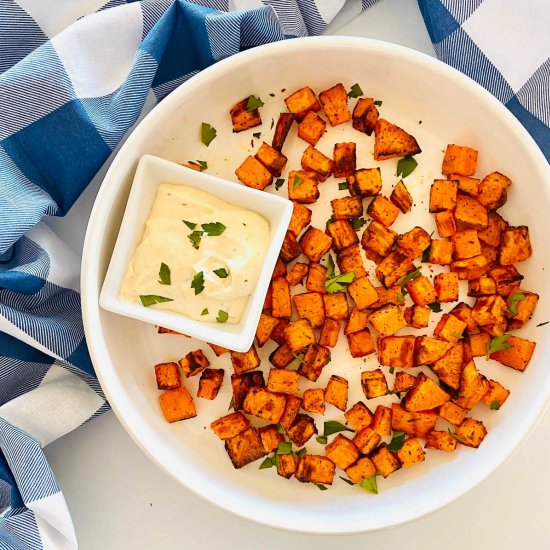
[344,402,374,432]
[434,272,459,303]
[428,240,453,266]
[345,457,377,484]
[325,374,348,411]
[499,226,532,265]
[454,418,487,448]
[441,144,478,176]
[347,329,376,358]
[235,155,273,190]
[429,179,458,212]
[297,342,331,381]
[279,394,303,430]
[179,349,210,377]
[230,346,260,375]
[425,431,457,452]
[300,226,333,261]
[230,97,262,132]
[404,305,430,329]
[325,435,359,470]
[347,276,378,310]
[154,362,181,390]
[326,219,359,251]
[323,292,349,321]
[287,414,317,447]
[255,142,288,177]
[286,262,309,286]
[367,195,400,227]
[295,455,335,485]
[403,372,451,411]
[211,412,250,440]
[159,387,197,423]
[397,438,425,468]
[267,368,300,395]
[272,112,295,151]
[293,292,325,328]
[303,388,325,414]
[230,371,265,411]
[224,427,266,468]
[405,275,437,307]
[371,445,401,478]
[280,230,302,262]
[375,249,415,288]
[306,262,328,293]
[477,171,511,210]
[352,97,379,135]
[284,319,316,353]
[391,403,437,438]
[319,83,351,126]
[297,111,326,146]
[373,119,421,160]
[344,307,369,335]
[378,335,416,368]
[361,220,398,262]
[271,276,292,318]
[368,304,407,337]
[390,180,413,213]
[243,387,286,423]
[361,369,389,399]
[331,195,363,220]
[489,335,536,371]
[197,369,224,400]
[285,86,321,121]
[333,142,356,178]
[347,168,382,197]
[454,194,488,229]
[397,226,431,259]
[353,426,381,455]
[288,201,312,237]
[301,145,335,180]
[337,244,367,278]
[318,319,340,348]
[288,170,320,203]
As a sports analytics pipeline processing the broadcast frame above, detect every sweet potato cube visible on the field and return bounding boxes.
[278,394,303,430]
[477,171,511,210]
[285,86,321,121]
[425,431,457,452]
[478,211,508,247]
[438,401,467,426]
[235,155,273,190]
[280,231,301,263]
[391,404,437,439]
[347,276,378,310]
[468,276,497,297]
[469,332,491,357]
[326,219,359,251]
[441,144,478,176]
[243,387,286,423]
[267,369,299,395]
[390,180,413,213]
[490,335,536,371]
[154,362,181,390]
[397,438,425,468]
[159,387,197,423]
[303,388,325,414]
[286,262,309,287]
[288,170,319,204]
[230,346,260,375]
[448,174,480,196]
[345,457,377,484]
[301,145,334,180]
[300,226,333,261]
[287,414,317,447]
[224,427,266,468]
[331,196,363,220]
[403,372,450,411]
[431,343,463,390]
[430,179,458,212]
[297,111,326,146]
[371,445,401,478]
[306,262,327,293]
[405,276,437,307]
[375,249,415,288]
[450,303,477,332]
[450,255,488,279]
[319,83,351,126]
[345,307,369,335]
[361,220,398,262]
[404,305,430,329]
[368,304,407,337]
[353,426,381,455]
[482,379,510,408]
[451,229,482,260]
[427,240,453,265]
[179,349,210,377]
[393,371,417,393]
[288,202,312,238]
[455,194,488,229]
[455,418,487,448]
[259,425,285,453]
[361,369,388,399]
[471,295,507,336]
[373,119,421,160]
[507,290,539,329]
[367,286,403,309]
[337,244,367,278]
[211,412,250,440]
[371,405,392,437]
[197,368,224,400]
[271,112,295,151]
[270,319,289,345]
[230,371,264,411]
[333,142,356,178]
[378,336,416,368]
[352,97,379,135]
[255,142,287,177]
[284,319,315,353]
[318,319,340,348]
[455,360,489,410]
[298,343,331,382]
[435,210,457,237]
[434,272,459,303]
[263,284,273,310]
[277,454,299,479]
[294,292,325,328]
[490,266,523,297]
[325,375,348,411]
[272,258,287,280]
[230,97,262,132]
[433,313,467,343]
[325,435,359,470]
[295,455,335,485]
[415,336,453,365]
[347,168,382,197]
[271,277,292,318]
[397,226,431,259]
[367,195,400,227]
[499,226,532,265]
[269,343,294,369]
[323,292,349,321]
[347,330,376,358]
[345,402,374,432]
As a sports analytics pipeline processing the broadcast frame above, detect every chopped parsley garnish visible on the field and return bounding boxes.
[315,484,328,491]
[214,268,229,278]
[259,456,275,469]
[351,217,366,231]
[347,83,364,98]
[504,292,525,316]
[338,181,349,190]
[252,132,261,139]
[276,424,286,435]
[323,420,354,437]
[325,255,336,278]
[247,95,264,111]
[158,262,171,285]
[274,178,285,190]
[396,156,418,178]
[201,308,209,316]
[389,367,395,374]
[325,216,335,227]
[387,431,405,451]
[451,331,464,340]
[396,267,421,288]
[486,332,513,359]
[276,441,293,455]
[191,271,205,295]
[325,271,355,293]
[293,175,303,189]
[183,220,197,230]
[448,429,466,444]
[188,230,203,249]
[202,222,226,236]
[296,447,307,458]
[537,321,549,327]
[216,310,229,323]
[359,475,378,494]
[421,245,431,263]
[200,122,217,146]
[228,396,234,411]
[427,301,442,312]
[374,100,383,106]
[339,476,354,486]
[139,295,173,307]
[490,400,501,410]
[316,435,328,445]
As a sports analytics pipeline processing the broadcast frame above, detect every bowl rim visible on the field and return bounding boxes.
[81,36,550,534]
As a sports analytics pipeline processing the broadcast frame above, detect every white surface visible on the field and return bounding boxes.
[43,0,550,548]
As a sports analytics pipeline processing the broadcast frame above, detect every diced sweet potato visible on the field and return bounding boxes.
[397,227,431,259]
[361,369,389,399]
[259,424,285,453]
[433,313,467,342]
[468,276,497,297]
[391,403,437,439]
[284,319,316,353]
[361,220,398,262]
[367,195,400,227]
[303,388,325,414]
[306,263,327,295]
[371,445,401,478]
[490,335,536,371]
[318,319,340,348]
[230,97,262,132]
[368,304,407,337]
[415,336,453,365]
[469,332,491,357]
[345,457,377,484]
[371,405,392,437]
[499,226,532,265]
[449,174,480,196]
[438,401,467,426]
[267,368,299,395]
[441,144,478,176]
[287,414,317,447]
[406,276,437,307]
[272,258,287,280]
[506,290,539,329]
[403,372,451,411]
[333,142,357,178]
[345,402,374,432]
[325,374,349,411]
[373,119,421,160]
[263,284,273,310]
[297,343,331,382]
[243,387,286,423]
[393,371,417,393]
[297,111,326,146]
[404,305,430,328]
[235,155,273,190]
[451,229,482,260]
[390,180,413,213]
[294,292,325,328]
[345,307,369,335]
[197,368,224,400]
[255,142,288,177]
[431,343,463,390]
[230,371,264,411]
[454,418,487,448]
[378,336,416,368]
[323,292,349,321]
[269,343,295,369]
[471,295,507,336]
[430,179,458,212]
[397,438,425,468]
[300,226,333,262]
[288,170,320,204]
[271,112,295,151]
[325,434,359,469]
[450,255,488,279]
[482,379,510,408]
[224,427,266,468]
[337,244,367,278]
[367,286,403,309]
[347,276,378,310]
[271,276,292,318]
[286,262,309,287]
[288,201,312,238]
[454,194,488,229]
[295,455,335,485]
[277,453,299,479]
[425,431,457,452]
[450,303,477,332]
[280,230,302,262]
[159,387,197,423]
[353,426,381,455]
[326,219,359,251]
[154,362,181,390]
[230,346,260,375]
[347,330,376,358]
[455,360,489,410]
[436,273,462,304]
[331,196,363,220]
[278,394,303,430]
[435,210,457,238]
[375,249,415,288]
[477,211,508,247]
[319,83,351,126]
[285,86,321,121]
[352,97,379,135]
[211,412,250,440]
[490,265,523,297]
[477,171,511,210]
[347,168,382,197]
[428,240,454,265]
[301,145,334,180]
[179,349,210,377]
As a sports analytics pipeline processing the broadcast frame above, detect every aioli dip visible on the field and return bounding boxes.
[119,183,270,323]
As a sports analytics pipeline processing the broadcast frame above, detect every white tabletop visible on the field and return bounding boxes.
[44,1,550,548]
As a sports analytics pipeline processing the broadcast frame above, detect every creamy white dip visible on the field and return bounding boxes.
[119,183,270,323]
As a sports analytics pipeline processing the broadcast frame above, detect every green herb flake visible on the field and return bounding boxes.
[347,83,364,98]
[325,255,336,279]
[277,441,292,455]
[339,476,354,486]
[191,272,205,295]
[490,400,501,410]
[427,301,442,313]
[216,310,229,323]
[323,420,354,437]
[201,308,209,316]
[396,156,418,179]
[291,352,304,364]
[252,132,261,139]
[374,100,383,106]
[537,321,549,327]
[139,295,173,307]
[451,331,464,340]
[389,367,395,374]
[214,268,229,279]
[504,292,526,316]
[315,484,328,491]
[316,435,328,445]
[448,429,467,444]
[201,222,226,236]
[325,271,355,293]
[276,424,286,435]
[247,95,264,111]
[351,218,366,231]
[338,181,349,190]
[296,447,307,458]
[200,122,217,146]
[228,396,234,411]
[359,475,378,494]
[259,457,274,469]
[421,245,432,263]
[396,293,405,304]
[325,216,335,227]
[273,454,281,469]
[183,220,197,230]
[271,118,275,129]
[188,230,204,249]
[158,262,171,285]
[387,431,405,452]
[486,332,512,360]
[275,178,285,190]
[293,175,303,189]
[396,267,421,288]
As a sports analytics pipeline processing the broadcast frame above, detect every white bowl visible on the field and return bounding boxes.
[99,154,292,352]
[81,37,550,534]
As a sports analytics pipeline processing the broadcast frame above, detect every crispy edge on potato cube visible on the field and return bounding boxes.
[344,307,369,336]
[272,112,295,151]
[345,402,374,432]
[287,262,309,286]
[345,457,377,484]
[224,427,267,469]
[482,379,510,408]
[284,318,316,353]
[325,374,349,411]
[471,294,507,336]
[373,118,421,160]
[159,387,197,423]
[367,195,400,227]
[347,329,376,358]
[319,83,351,126]
[288,201,312,238]
[243,387,287,423]
[425,431,458,452]
[499,226,532,265]
[235,155,273,190]
[277,453,299,479]
[490,335,536,371]
[435,210,457,238]
[361,369,389,399]
[297,111,326,146]
[347,168,382,197]
[455,194,488,229]
[361,220,398,262]
[477,171,511,210]
[303,388,325,414]
[284,86,321,120]
[300,226,333,262]
[402,372,451,411]
[477,211,508,247]
[352,97,379,135]
[438,401,467,426]
[451,229,482,260]
[506,290,539,329]
[230,346,260,375]
[372,405,392,436]
[301,145,335,180]
[434,272,459,303]
[371,445,401,478]
[197,368,224,400]
[390,180,413,213]
[256,313,280,347]
[255,142,288,177]
[154,362,181,390]
[393,371,417,393]
[391,403,437,439]
[455,360,489,410]
[429,179,458,212]
[230,97,262,132]
[211,411,250,440]
[318,319,340,348]
[269,343,295,369]
[306,262,328,293]
[294,292,325,328]
[333,142,356,178]
[454,418,487,448]
[348,276,378,310]
[288,170,320,204]
[259,424,285,453]
[179,349,210,377]
[267,368,300,395]
[378,335,416,368]
[397,226,431,259]
[325,434,360,470]
[415,336,453,364]
[441,144,478,176]
[397,437,426,468]
[295,455,335,485]
[287,414,318,447]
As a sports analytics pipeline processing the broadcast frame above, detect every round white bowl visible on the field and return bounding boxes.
[82,37,550,534]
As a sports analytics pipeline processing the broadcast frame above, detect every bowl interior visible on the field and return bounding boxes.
[82,37,550,534]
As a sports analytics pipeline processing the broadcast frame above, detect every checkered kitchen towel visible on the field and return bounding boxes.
[0,0,548,548]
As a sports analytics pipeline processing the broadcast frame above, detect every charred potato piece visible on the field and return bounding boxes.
[211,412,250,440]
[259,425,286,454]
[391,403,437,439]
[499,226,532,265]
[477,211,508,247]
[286,262,309,286]
[279,394,303,430]
[284,319,316,353]
[353,426,381,455]
[347,276,378,310]
[372,405,392,437]
[451,229,482,260]
[230,371,265,411]
[393,371,417,393]
[269,343,295,369]
[368,304,407,337]
[373,118,421,160]
[297,342,331,381]
[337,244,367,278]
[378,335,416,368]
[255,142,288,177]
[271,276,292,318]
[280,230,302,262]
[397,226,431,259]
[438,401,467,426]
[319,83,351,126]
[271,112,295,151]
[455,360,489,410]
[224,427,266,468]
[434,272,459,303]
[454,418,487,448]
[352,97,379,135]
[345,307,369,335]
[482,379,510,408]
[489,335,536,371]
[326,219,359,251]
[306,262,328,293]
[435,210,458,238]
[415,336,453,365]
[450,174,480,197]
[197,368,224,400]
[243,387,287,423]
[333,142,356,178]
[390,180,413,213]
[405,275,437,307]
[397,438,425,468]
[361,220,398,262]
[425,431,457,452]
[477,171,511,210]
[267,368,300,395]
[345,402,374,432]
[301,145,335,180]
[277,454,299,479]
[318,319,340,348]
[295,455,335,485]
[303,388,325,414]
[230,97,262,132]
[371,445,401,478]
[361,369,389,399]
[323,292,349,321]
[431,343,463,390]
[454,194,488,229]
[347,168,382,197]
[230,346,260,375]
[235,155,273,190]
[402,372,451,411]
[287,414,318,447]
[179,349,210,377]
[375,249,415,288]
[345,457,377,484]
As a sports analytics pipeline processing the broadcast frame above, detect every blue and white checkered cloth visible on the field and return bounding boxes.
[0,0,548,547]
